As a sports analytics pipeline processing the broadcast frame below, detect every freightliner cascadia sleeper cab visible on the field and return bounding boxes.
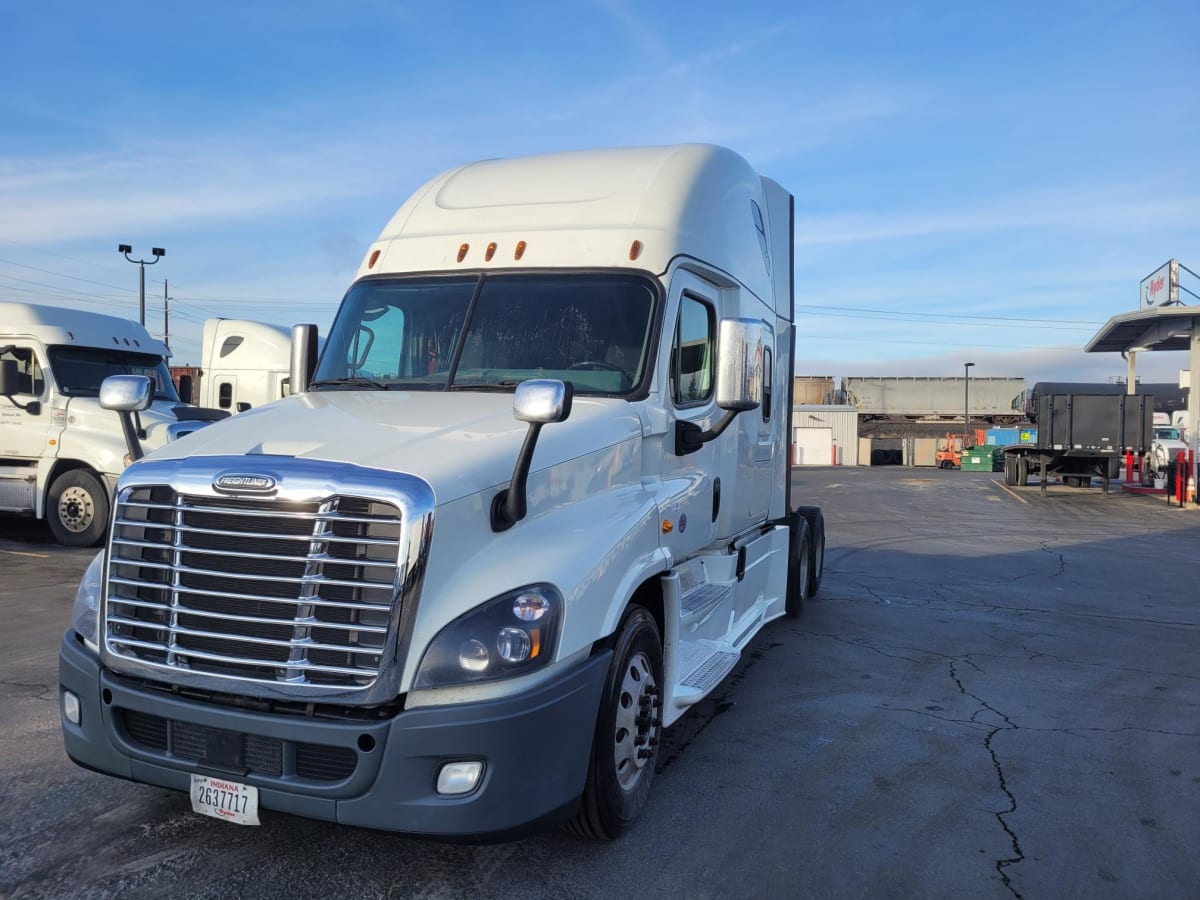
[60,144,825,840]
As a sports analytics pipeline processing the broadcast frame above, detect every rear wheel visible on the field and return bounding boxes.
[1016,457,1029,486]
[1003,455,1017,486]
[46,469,109,547]
[786,515,811,617]
[567,606,663,840]
[796,506,825,598]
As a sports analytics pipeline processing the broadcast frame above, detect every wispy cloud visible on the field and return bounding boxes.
[796,190,1200,248]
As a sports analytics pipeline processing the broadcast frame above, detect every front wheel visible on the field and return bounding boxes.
[567,606,663,840]
[46,469,109,547]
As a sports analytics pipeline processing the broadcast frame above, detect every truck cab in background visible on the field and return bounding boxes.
[60,144,825,840]
[0,302,227,545]
[199,318,296,413]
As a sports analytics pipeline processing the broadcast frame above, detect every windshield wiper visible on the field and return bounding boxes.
[310,377,389,391]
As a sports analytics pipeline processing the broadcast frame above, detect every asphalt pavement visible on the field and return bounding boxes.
[1,467,1196,899]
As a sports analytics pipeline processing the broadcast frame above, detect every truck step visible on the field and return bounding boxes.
[681,648,739,691]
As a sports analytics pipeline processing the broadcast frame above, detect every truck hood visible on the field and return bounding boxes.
[64,397,201,452]
[145,390,645,505]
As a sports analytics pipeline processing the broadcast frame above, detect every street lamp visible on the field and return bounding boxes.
[964,362,975,446]
[118,244,165,326]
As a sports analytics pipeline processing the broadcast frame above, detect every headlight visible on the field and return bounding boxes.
[414,584,562,688]
[72,550,104,654]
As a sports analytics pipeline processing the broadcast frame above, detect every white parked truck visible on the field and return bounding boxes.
[0,303,225,545]
[199,317,294,413]
[60,144,825,840]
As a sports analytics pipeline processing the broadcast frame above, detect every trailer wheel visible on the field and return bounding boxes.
[566,605,662,841]
[47,469,109,547]
[1003,455,1018,486]
[1016,457,1029,486]
[786,515,812,618]
[796,506,825,598]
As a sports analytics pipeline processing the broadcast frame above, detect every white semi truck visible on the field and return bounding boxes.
[0,303,225,545]
[60,144,825,840]
[199,317,295,413]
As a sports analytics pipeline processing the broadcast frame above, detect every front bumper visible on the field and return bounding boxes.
[59,631,610,839]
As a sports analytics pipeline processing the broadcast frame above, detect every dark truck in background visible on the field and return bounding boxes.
[1002,393,1153,495]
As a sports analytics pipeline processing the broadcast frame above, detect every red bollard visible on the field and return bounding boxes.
[1176,451,1187,506]
[1125,450,1134,483]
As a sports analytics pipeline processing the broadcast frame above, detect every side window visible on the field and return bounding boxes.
[218,382,233,409]
[671,295,715,406]
[0,347,44,396]
[356,306,406,378]
[762,347,772,423]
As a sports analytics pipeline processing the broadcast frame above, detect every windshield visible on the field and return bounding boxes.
[313,273,659,396]
[48,346,180,401]
[1156,427,1182,441]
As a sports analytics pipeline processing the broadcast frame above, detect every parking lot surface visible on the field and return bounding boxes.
[1,467,1197,899]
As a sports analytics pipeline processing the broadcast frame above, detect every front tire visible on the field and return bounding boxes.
[567,606,663,840]
[46,469,109,547]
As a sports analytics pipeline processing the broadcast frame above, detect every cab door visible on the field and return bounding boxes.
[657,271,724,560]
[0,343,53,460]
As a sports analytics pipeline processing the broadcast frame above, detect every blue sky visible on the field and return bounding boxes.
[2,1,1198,385]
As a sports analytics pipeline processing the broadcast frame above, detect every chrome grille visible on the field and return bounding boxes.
[105,486,402,689]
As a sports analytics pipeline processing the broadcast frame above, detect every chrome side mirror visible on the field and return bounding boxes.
[289,324,319,395]
[715,318,762,412]
[493,380,574,531]
[100,375,153,462]
[99,375,154,412]
[514,379,573,424]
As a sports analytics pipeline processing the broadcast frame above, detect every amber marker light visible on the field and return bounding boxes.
[457,243,470,263]
[485,242,497,261]
[529,629,542,659]
[661,519,673,534]
[629,240,643,261]
[514,240,527,261]
[368,249,381,269]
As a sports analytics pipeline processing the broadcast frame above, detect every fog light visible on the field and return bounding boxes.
[63,690,81,726]
[436,760,484,795]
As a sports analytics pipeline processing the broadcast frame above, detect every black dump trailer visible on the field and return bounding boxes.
[1002,394,1153,496]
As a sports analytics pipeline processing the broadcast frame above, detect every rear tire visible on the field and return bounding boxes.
[566,606,663,840]
[786,515,811,618]
[796,506,824,598]
[46,469,109,547]
[1003,455,1018,486]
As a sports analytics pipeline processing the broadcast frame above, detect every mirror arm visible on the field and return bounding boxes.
[118,411,145,461]
[1,393,41,415]
[491,422,544,532]
[675,409,742,456]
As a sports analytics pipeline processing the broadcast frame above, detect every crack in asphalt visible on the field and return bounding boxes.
[804,631,928,664]
[949,657,1024,899]
[1041,541,1066,577]
[0,679,55,702]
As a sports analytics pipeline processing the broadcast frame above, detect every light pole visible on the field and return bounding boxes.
[118,244,165,326]
[964,361,975,446]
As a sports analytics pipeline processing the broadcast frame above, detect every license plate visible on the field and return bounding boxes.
[190,774,260,826]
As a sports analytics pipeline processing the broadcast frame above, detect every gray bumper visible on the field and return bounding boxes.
[59,631,610,839]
